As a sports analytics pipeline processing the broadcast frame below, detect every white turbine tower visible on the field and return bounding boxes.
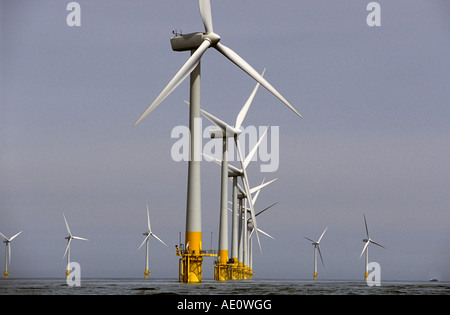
[0,231,22,278]
[359,214,386,280]
[138,204,167,278]
[304,227,327,280]
[132,0,301,283]
[63,213,88,278]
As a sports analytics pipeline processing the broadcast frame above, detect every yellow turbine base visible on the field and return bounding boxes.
[144,269,149,279]
[4,271,8,279]
[313,272,318,280]
[364,272,369,281]
[66,269,71,278]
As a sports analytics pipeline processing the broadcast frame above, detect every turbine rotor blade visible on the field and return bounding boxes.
[138,235,150,250]
[243,125,269,169]
[64,238,72,259]
[9,231,22,242]
[318,245,325,267]
[0,232,8,242]
[215,43,302,118]
[257,228,275,240]
[249,177,277,195]
[364,214,370,239]
[359,241,370,259]
[134,39,211,126]
[318,227,328,244]
[72,236,89,241]
[199,0,214,33]
[370,240,386,249]
[151,233,168,247]
[201,109,240,136]
[304,236,315,243]
[63,213,72,236]
[146,204,152,233]
[255,202,279,217]
[235,69,265,130]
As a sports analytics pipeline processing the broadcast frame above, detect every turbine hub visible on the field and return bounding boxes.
[203,32,221,46]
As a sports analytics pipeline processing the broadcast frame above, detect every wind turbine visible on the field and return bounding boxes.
[194,76,266,281]
[138,204,167,278]
[247,202,278,279]
[304,227,327,280]
[0,231,22,278]
[359,214,386,280]
[63,213,88,278]
[132,0,301,283]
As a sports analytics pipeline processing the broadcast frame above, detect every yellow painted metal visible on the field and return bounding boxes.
[176,233,217,283]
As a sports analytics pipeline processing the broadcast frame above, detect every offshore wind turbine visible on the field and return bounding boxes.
[138,204,167,278]
[196,76,265,281]
[304,227,327,280]
[0,231,22,278]
[359,214,386,280]
[132,0,301,283]
[247,202,277,279]
[63,213,88,278]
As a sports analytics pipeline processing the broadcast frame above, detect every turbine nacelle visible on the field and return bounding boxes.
[171,32,221,52]
[209,127,242,139]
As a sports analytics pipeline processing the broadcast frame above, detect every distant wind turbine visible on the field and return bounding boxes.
[0,231,22,278]
[359,214,386,280]
[138,204,167,278]
[304,227,327,280]
[63,213,88,278]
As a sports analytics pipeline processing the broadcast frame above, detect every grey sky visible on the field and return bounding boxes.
[1,0,449,280]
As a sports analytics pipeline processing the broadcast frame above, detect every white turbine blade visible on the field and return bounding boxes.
[235,69,265,130]
[257,228,275,240]
[318,227,328,244]
[255,202,279,217]
[201,108,232,133]
[151,233,168,247]
[304,236,315,243]
[202,153,243,175]
[249,177,277,195]
[146,204,152,233]
[359,241,370,259]
[63,238,72,258]
[318,245,325,267]
[370,240,386,249]
[243,125,269,170]
[9,231,22,241]
[138,235,150,250]
[134,39,211,126]
[199,0,213,33]
[364,214,370,239]
[235,137,261,252]
[63,213,72,236]
[215,42,302,119]
[0,232,8,242]
[72,236,89,241]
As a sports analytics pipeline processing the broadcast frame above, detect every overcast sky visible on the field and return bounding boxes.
[1,0,449,281]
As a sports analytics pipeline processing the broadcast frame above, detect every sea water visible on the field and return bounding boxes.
[0,278,448,295]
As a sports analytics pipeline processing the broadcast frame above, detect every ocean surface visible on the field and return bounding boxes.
[0,278,448,295]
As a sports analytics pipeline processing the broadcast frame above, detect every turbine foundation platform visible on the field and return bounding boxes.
[176,244,216,283]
